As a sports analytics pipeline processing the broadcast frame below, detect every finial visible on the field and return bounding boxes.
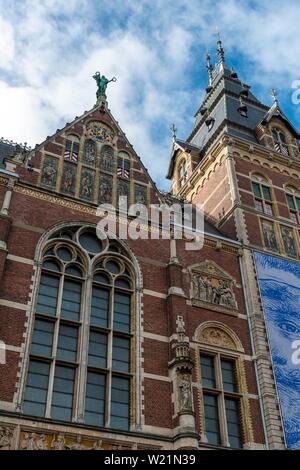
[206,51,213,86]
[271,88,278,106]
[216,29,225,65]
[170,123,177,141]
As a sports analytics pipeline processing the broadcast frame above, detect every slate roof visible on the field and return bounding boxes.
[188,61,271,150]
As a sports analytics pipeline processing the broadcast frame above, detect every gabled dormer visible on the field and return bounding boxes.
[166,139,201,196]
[255,94,300,159]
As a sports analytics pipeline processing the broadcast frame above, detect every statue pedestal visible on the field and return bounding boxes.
[96,94,107,107]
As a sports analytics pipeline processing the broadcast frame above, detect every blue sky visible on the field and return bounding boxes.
[0,0,300,190]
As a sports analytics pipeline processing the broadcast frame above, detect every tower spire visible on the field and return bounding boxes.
[216,31,225,68]
[206,51,213,86]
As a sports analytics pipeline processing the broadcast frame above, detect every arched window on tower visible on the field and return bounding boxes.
[179,160,188,188]
[23,226,134,431]
[251,174,274,216]
[272,128,290,156]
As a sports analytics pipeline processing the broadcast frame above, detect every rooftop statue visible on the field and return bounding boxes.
[93,71,116,98]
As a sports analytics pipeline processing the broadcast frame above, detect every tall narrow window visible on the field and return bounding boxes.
[200,353,243,448]
[64,136,80,163]
[286,190,300,224]
[117,153,130,179]
[179,160,188,188]
[252,180,273,215]
[272,129,290,156]
[23,227,134,431]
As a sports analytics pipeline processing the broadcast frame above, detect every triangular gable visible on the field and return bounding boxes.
[20,100,162,207]
[260,104,300,139]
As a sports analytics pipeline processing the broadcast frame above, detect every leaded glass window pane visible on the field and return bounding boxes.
[262,185,272,201]
[56,325,78,362]
[79,232,102,253]
[252,182,261,199]
[112,336,130,372]
[23,361,50,417]
[85,372,105,426]
[51,366,75,421]
[225,398,242,449]
[287,194,296,210]
[61,280,81,321]
[113,292,130,332]
[31,319,54,357]
[203,394,221,445]
[36,274,59,316]
[200,355,216,389]
[221,359,237,393]
[91,287,109,327]
[110,376,130,430]
[88,332,107,368]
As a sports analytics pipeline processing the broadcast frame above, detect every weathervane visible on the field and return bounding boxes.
[170,123,177,141]
[93,72,117,99]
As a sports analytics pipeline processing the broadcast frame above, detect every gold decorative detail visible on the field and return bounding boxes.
[0,176,9,186]
[85,121,114,143]
[199,327,236,350]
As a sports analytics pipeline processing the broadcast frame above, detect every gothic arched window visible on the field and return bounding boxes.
[23,226,134,431]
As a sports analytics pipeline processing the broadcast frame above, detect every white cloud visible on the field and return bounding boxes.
[0,16,15,69]
[0,0,299,190]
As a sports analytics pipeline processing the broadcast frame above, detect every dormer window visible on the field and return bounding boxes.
[272,128,290,156]
[205,117,215,132]
[179,160,188,188]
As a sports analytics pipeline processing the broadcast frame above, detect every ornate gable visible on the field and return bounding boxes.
[6,95,161,209]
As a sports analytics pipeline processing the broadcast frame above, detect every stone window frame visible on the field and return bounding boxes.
[194,322,254,449]
[18,223,143,432]
[284,185,300,225]
[251,173,275,217]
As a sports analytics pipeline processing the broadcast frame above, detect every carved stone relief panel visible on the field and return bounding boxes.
[191,261,238,310]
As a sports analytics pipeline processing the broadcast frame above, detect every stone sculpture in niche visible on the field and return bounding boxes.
[179,376,192,412]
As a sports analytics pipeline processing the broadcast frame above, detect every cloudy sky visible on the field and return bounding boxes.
[0,0,300,190]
